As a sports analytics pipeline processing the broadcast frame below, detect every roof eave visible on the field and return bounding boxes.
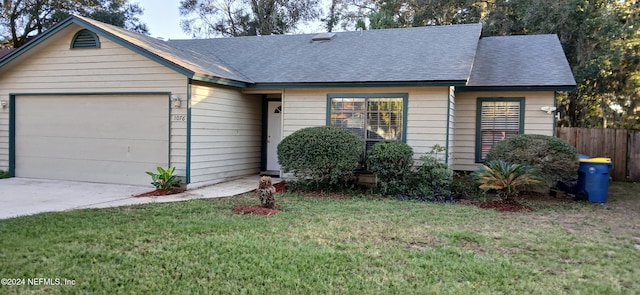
[0,16,249,88]
[249,80,468,89]
[0,18,76,69]
[456,85,577,92]
[0,16,197,80]
[70,16,199,78]
[192,74,249,88]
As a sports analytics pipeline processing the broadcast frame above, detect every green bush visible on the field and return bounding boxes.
[0,170,10,179]
[451,171,485,200]
[485,134,579,187]
[405,146,454,201]
[473,160,544,202]
[277,126,365,189]
[366,141,414,195]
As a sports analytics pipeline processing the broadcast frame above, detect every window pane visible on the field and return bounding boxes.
[479,100,521,160]
[366,98,403,141]
[330,98,365,137]
[330,95,405,155]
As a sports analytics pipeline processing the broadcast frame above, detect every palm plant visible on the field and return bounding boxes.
[473,160,543,202]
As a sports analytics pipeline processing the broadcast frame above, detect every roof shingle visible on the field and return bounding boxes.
[467,34,576,87]
[168,24,483,84]
[0,15,576,89]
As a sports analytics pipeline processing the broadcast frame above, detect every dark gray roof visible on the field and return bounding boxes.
[168,24,482,84]
[1,15,576,89]
[467,35,576,87]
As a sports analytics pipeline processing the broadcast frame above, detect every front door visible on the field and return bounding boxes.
[266,101,282,172]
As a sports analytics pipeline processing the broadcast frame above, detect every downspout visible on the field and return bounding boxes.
[553,91,558,137]
[186,79,192,184]
[444,87,452,165]
[8,95,15,176]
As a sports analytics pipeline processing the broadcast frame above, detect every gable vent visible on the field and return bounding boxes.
[312,32,336,42]
[71,29,100,49]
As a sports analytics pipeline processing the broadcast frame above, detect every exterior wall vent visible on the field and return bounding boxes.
[312,32,336,42]
[71,29,101,49]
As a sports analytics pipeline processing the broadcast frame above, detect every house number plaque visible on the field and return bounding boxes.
[172,115,186,122]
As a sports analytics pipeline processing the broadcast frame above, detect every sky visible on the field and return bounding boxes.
[133,0,327,40]
[134,0,190,40]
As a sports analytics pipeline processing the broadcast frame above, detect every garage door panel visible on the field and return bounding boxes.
[16,96,168,140]
[17,157,161,185]
[16,94,169,186]
[16,121,168,140]
[18,137,167,163]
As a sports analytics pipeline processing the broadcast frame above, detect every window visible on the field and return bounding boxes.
[71,29,100,49]
[476,98,524,162]
[328,94,407,151]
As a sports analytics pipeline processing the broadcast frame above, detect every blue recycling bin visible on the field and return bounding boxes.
[576,158,612,203]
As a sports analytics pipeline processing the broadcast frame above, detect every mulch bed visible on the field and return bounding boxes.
[232,204,279,216]
[274,181,286,193]
[457,191,571,212]
[134,188,185,197]
[234,180,286,216]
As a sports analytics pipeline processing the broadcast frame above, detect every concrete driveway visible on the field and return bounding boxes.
[0,178,151,219]
[0,176,262,220]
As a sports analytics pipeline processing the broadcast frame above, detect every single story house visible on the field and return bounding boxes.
[0,15,575,187]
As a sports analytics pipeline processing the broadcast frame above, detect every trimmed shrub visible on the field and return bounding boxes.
[405,146,454,201]
[277,126,365,189]
[485,134,578,187]
[0,170,10,179]
[366,141,414,195]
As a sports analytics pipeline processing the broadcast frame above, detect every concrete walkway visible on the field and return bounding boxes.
[0,175,268,220]
[75,176,264,209]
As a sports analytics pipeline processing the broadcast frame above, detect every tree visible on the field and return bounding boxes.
[87,0,148,35]
[0,0,148,48]
[178,0,319,37]
[407,0,485,26]
[481,0,606,127]
[326,0,639,128]
[322,0,486,31]
[482,0,639,129]
[322,0,371,31]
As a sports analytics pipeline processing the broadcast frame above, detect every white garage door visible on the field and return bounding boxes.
[15,94,169,185]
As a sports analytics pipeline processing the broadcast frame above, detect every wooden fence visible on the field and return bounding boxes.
[556,127,640,181]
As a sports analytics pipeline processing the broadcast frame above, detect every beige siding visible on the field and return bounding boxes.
[283,87,451,161]
[0,24,188,178]
[189,82,262,185]
[452,91,556,171]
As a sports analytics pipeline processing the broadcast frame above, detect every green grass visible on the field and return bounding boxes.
[1,182,639,294]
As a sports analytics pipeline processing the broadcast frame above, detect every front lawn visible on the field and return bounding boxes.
[1,182,639,294]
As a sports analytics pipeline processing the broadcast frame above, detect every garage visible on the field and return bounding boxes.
[15,94,169,185]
